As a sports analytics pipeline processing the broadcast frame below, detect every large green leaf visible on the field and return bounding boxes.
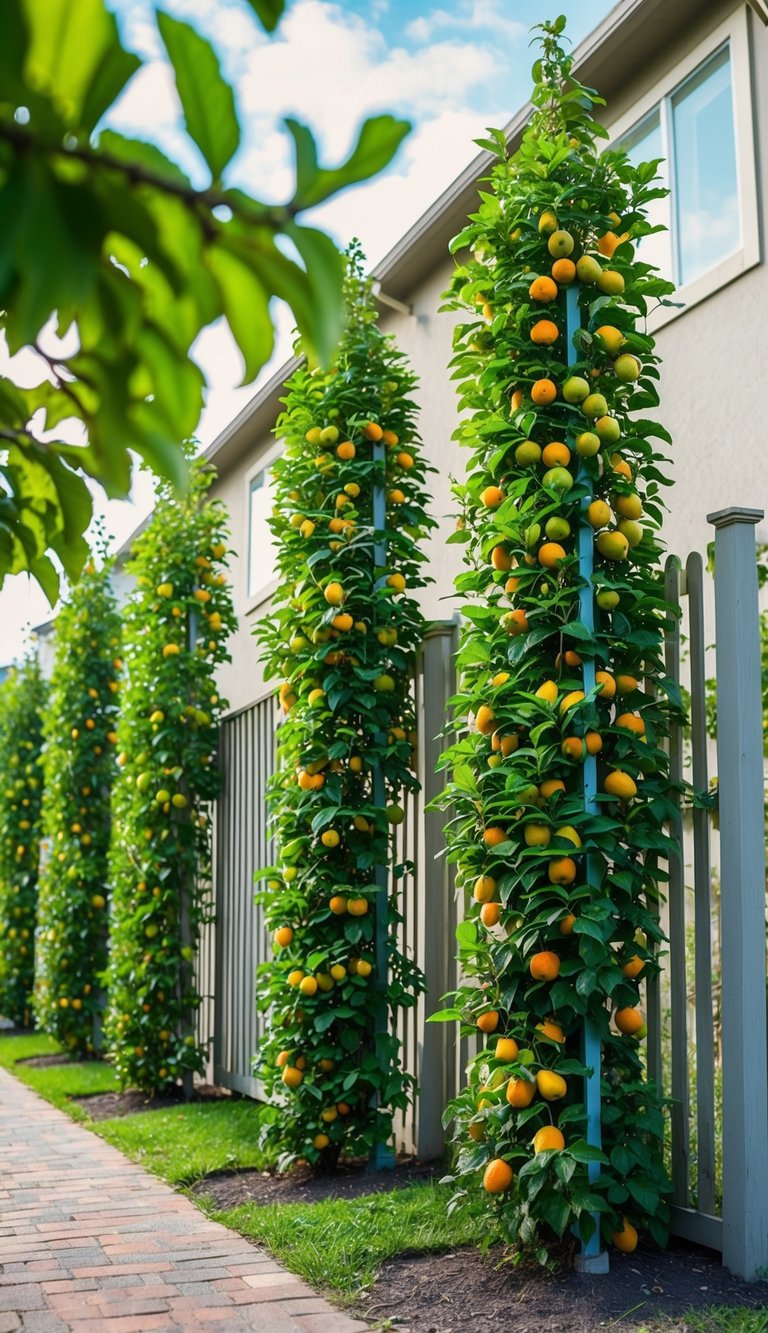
[156,11,240,180]
[242,0,285,32]
[206,245,274,383]
[284,223,344,365]
[21,0,139,130]
[286,114,410,210]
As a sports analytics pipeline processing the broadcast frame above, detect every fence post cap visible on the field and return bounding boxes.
[707,506,764,529]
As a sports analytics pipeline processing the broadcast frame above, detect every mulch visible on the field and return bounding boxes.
[357,1241,768,1331]
[190,1157,444,1209]
[71,1082,234,1121]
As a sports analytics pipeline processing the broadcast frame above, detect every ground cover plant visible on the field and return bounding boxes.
[34,559,120,1053]
[0,654,46,1027]
[436,18,679,1256]
[255,244,434,1169]
[0,1031,120,1114]
[104,459,236,1091]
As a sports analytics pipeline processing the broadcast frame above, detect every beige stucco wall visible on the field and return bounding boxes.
[212,0,767,718]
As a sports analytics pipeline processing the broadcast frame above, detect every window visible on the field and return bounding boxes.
[611,10,758,317]
[247,465,277,601]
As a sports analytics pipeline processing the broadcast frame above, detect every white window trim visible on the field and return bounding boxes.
[607,6,759,332]
[244,441,282,615]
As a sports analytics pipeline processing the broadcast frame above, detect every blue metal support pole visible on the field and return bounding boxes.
[368,435,395,1170]
[565,285,608,1273]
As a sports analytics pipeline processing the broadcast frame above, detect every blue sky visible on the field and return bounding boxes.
[3,0,617,658]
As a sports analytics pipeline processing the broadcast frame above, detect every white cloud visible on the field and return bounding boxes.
[405,0,525,44]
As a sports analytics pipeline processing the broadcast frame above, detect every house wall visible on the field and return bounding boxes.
[210,0,768,717]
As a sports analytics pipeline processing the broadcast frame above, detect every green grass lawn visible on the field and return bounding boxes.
[643,1311,768,1332]
[98,1100,272,1183]
[0,1031,120,1115]
[212,1181,479,1299]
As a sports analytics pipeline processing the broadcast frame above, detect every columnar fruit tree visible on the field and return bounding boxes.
[105,460,236,1092]
[0,654,46,1027]
[256,244,433,1170]
[437,20,678,1259]
[34,559,121,1053]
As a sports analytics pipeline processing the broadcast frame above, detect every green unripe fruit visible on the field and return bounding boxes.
[515,440,541,466]
[596,530,630,561]
[373,673,396,692]
[614,353,642,382]
[547,228,574,258]
[618,519,644,548]
[562,376,590,404]
[575,432,601,457]
[319,425,339,445]
[542,467,574,493]
[156,789,171,804]
[136,772,152,793]
[525,523,542,548]
[576,255,602,283]
[595,416,622,444]
[545,516,571,540]
[582,393,608,420]
[597,590,621,610]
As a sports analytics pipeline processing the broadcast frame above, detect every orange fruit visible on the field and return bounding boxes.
[612,1218,639,1252]
[480,485,504,508]
[382,429,399,447]
[530,319,559,346]
[483,1159,514,1193]
[560,737,585,761]
[597,230,622,258]
[595,670,616,698]
[473,874,497,903]
[622,956,645,979]
[533,1126,565,1153]
[495,1037,519,1061]
[615,713,644,736]
[324,582,345,606]
[328,896,347,915]
[282,1066,303,1089]
[585,731,602,754]
[560,689,585,714]
[506,1076,536,1107]
[542,441,570,468]
[483,826,507,847]
[510,388,524,411]
[364,421,383,441]
[276,1051,291,1067]
[604,770,637,801]
[536,679,558,704]
[504,609,529,635]
[539,778,566,799]
[616,674,639,695]
[480,902,501,928]
[551,257,576,285]
[529,275,558,303]
[538,542,566,569]
[531,378,557,406]
[559,913,576,935]
[529,950,560,981]
[536,1070,567,1100]
[475,704,496,736]
[614,1006,644,1035]
[273,926,293,948]
[548,856,577,885]
[491,545,512,571]
[347,897,369,916]
[594,324,625,356]
[336,441,355,460]
[536,1020,565,1043]
[499,735,519,757]
[477,1010,499,1034]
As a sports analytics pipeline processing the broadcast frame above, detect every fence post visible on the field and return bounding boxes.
[708,505,768,1281]
[415,621,458,1160]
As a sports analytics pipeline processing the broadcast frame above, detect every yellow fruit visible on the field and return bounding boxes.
[282,1066,303,1089]
[477,1010,499,1034]
[533,1126,565,1153]
[473,874,497,903]
[535,680,558,704]
[299,976,318,996]
[274,926,293,948]
[594,324,625,356]
[320,829,340,848]
[324,582,345,606]
[347,897,369,916]
[313,1133,330,1150]
[604,770,638,801]
[596,269,625,295]
[560,689,585,714]
[614,492,643,520]
[612,1218,639,1253]
[495,1036,519,1061]
[506,1076,536,1107]
[587,500,611,530]
[547,228,574,258]
[162,643,181,658]
[536,1070,567,1101]
[596,530,630,561]
[538,209,558,234]
[475,704,496,736]
[536,1020,565,1043]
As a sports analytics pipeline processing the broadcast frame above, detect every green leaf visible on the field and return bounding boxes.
[21,0,139,129]
[285,224,344,367]
[241,0,284,32]
[156,11,240,180]
[287,115,410,211]
[206,245,274,383]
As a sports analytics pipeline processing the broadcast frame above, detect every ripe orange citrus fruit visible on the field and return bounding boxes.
[529,950,560,981]
[533,1125,565,1153]
[495,1036,519,1061]
[480,485,504,508]
[604,770,638,800]
[483,1158,514,1193]
[551,257,576,284]
[506,1076,536,1107]
[531,378,557,406]
[536,1070,567,1100]
[529,275,558,302]
[612,1218,639,1252]
[480,902,501,928]
[477,1010,499,1034]
[615,1006,644,1035]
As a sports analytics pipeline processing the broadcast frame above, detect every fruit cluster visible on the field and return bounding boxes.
[104,461,236,1091]
[33,561,121,1053]
[255,246,432,1169]
[436,22,677,1254]
[0,655,46,1028]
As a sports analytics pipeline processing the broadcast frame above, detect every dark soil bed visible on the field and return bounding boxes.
[72,1082,234,1121]
[358,1241,768,1332]
[191,1158,444,1209]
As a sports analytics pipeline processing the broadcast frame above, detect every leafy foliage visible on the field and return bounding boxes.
[33,559,120,1053]
[254,245,434,1169]
[0,0,410,601]
[0,654,46,1026]
[104,461,236,1091]
[435,20,677,1254]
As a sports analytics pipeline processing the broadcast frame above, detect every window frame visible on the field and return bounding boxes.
[607,6,759,330]
[244,443,281,613]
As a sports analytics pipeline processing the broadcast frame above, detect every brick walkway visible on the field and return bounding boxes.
[0,1069,368,1332]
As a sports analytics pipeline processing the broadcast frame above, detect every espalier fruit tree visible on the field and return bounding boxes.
[0,654,45,1027]
[34,559,121,1053]
[105,460,236,1092]
[255,245,433,1169]
[436,20,678,1258]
